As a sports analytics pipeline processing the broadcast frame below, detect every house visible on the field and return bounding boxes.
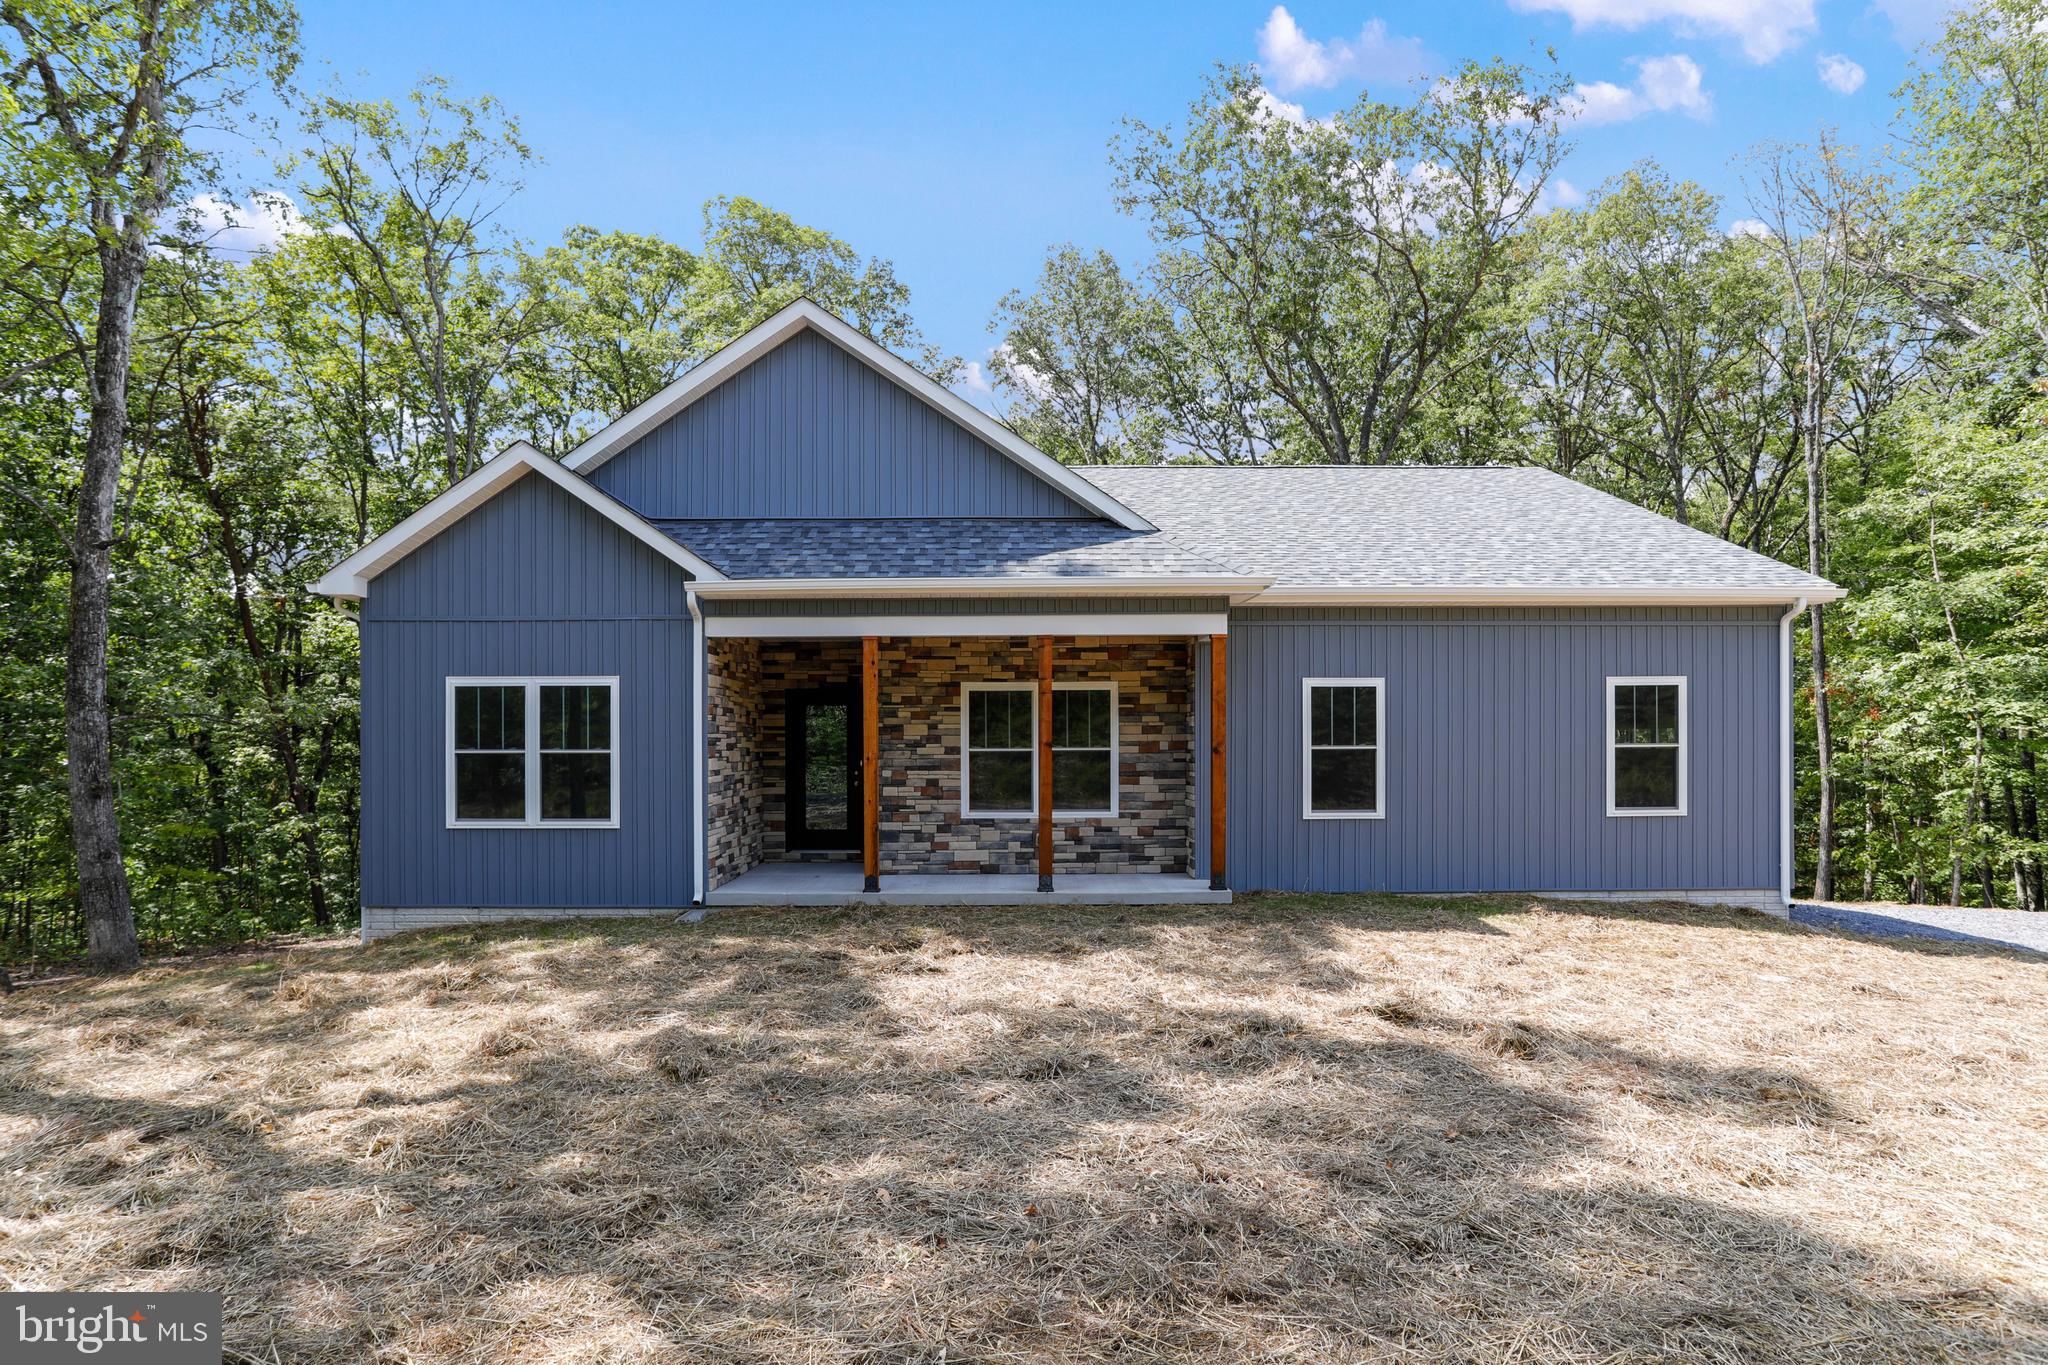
[314,299,1843,941]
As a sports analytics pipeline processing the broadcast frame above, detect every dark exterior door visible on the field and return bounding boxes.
[786,686,860,850]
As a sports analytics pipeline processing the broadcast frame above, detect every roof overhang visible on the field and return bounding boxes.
[690,574,1270,601]
[1245,584,1848,606]
[310,442,727,601]
[559,298,1154,531]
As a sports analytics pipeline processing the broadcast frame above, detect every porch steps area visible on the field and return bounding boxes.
[704,862,1230,908]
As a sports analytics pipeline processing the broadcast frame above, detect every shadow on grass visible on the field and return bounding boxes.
[1,897,2040,1361]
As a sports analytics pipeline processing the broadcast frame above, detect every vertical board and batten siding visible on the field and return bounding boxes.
[588,329,1094,519]
[359,473,696,913]
[1224,607,1783,895]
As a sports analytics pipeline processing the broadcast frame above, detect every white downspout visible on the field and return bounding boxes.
[1779,596,1807,913]
[687,587,707,907]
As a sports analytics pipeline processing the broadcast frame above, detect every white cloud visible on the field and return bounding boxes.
[1727,217,1772,239]
[1256,5,1434,93]
[1816,52,1866,94]
[956,359,992,396]
[1508,0,1817,63]
[1250,85,1313,126]
[1542,177,1590,210]
[1570,81,1643,124]
[1637,53,1713,112]
[988,343,1055,404]
[174,192,309,255]
[1566,54,1713,125]
[1869,0,1962,47]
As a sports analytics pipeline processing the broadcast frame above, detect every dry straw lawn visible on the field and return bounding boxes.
[3,894,2045,1362]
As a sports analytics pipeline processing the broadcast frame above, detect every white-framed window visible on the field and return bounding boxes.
[447,677,619,828]
[960,681,1118,818]
[1302,678,1384,819]
[1607,675,1686,817]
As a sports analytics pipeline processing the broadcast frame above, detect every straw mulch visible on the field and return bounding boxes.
[3,894,2043,1362]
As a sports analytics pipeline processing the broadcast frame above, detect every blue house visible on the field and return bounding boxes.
[314,300,1843,940]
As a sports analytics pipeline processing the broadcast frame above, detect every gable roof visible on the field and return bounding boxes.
[310,442,726,600]
[560,298,1151,531]
[1079,465,1844,604]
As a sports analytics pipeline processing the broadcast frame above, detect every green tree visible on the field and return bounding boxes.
[294,78,545,483]
[0,0,297,969]
[988,246,1161,463]
[514,225,702,453]
[1112,61,1571,465]
[1834,398,2048,906]
[1881,0,2048,370]
[1746,137,1902,900]
[694,195,957,382]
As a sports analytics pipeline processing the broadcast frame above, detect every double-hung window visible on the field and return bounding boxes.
[448,677,618,827]
[1302,678,1383,819]
[961,682,1118,817]
[1607,676,1686,816]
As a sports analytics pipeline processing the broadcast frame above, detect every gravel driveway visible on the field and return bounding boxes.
[1792,902,2048,955]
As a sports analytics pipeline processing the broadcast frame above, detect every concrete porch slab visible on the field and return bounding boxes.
[703,862,1229,908]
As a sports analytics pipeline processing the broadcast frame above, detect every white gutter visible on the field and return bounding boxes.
[1780,596,1807,911]
[1251,584,1848,607]
[688,586,707,908]
[687,579,1844,606]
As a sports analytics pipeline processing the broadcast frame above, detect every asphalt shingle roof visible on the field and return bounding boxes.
[1077,465,1838,595]
[654,518,1246,580]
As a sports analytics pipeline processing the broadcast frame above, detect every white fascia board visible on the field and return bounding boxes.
[1245,584,1848,606]
[310,442,726,600]
[690,574,1267,600]
[707,612,1230,639]
[558,298,1155,532]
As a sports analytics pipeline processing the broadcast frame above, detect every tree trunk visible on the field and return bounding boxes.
[1668,437,1688,528]
[1861,731,1877,902]
[1808,604,1836,901]
[1804,383,1834,902]
[2022,739,2043,912]
[1909,815,1930,904]
[67,238,147,972]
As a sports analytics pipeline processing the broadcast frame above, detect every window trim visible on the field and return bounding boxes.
[1606,674,1688,818]
[446,676,621,829]
[959,680,1120,820]
[1301,677,1386,821]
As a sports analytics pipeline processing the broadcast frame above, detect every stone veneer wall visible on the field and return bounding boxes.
[705,636,1194,883]
[704,637,763,889]
[879,637,1192,875]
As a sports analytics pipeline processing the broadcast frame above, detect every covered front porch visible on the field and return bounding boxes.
[697,602,1232,906]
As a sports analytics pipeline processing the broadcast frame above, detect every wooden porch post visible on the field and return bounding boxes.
[1036,635,1054,892]
[1210,634,1228,891]
[862,635,880,893]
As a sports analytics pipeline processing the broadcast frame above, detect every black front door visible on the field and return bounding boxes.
[786,686,860,850]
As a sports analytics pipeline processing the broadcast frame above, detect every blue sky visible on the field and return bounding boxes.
[239,0,1964,402]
